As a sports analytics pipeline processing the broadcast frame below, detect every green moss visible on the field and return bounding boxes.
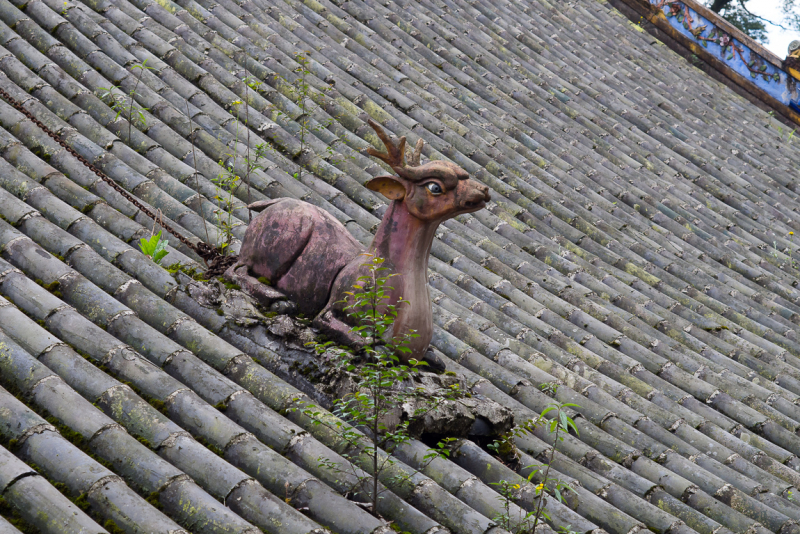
[213,401,228,411]
[136,436,152,449]
[195,435,225,457]
[221,279,240,290]
[122,381,143,397]
[104,519,125,534]
[0,496,37,533]
[145,491,163,511]
[444,371,457,376]
[46,416,86,448]
[74,347,93,360]
[216,308,224,316]
[147,399,167,415]
[257,276,271,285]
[73,493,91,512]
[165,263,208,281]
[263,311,277,318]
[43,280,60,293]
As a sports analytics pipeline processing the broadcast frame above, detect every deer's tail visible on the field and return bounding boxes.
[247,199,283,212]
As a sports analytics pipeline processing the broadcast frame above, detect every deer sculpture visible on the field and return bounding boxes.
[225,120,490,366]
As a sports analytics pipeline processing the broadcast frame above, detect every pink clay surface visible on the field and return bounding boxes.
[227,121,490,362]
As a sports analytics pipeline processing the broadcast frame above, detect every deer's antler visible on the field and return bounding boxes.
[408,138,424,167]
[367,119,431,181]
[366,119,407,168]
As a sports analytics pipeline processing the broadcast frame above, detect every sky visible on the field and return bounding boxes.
[753,0,797,56]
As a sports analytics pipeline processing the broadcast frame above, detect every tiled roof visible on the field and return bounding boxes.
[2,0,800,532]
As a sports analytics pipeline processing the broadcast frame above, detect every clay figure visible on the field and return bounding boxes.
[225,120,490,364]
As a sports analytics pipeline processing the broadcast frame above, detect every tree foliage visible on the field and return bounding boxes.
[705,0,799,46]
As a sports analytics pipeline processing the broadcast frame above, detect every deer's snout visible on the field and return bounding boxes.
[460,180,490,211]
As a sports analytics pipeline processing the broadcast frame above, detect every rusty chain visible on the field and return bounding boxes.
[0,86,221,263]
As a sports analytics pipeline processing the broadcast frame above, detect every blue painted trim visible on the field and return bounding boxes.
[649,0,799,109]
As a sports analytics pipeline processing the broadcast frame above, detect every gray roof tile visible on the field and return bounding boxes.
[4,0,800,531]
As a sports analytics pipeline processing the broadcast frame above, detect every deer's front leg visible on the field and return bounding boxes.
[312,308,368,350]
[224,262,288,307]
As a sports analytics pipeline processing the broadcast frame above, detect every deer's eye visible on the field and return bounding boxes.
[425,182,443,195]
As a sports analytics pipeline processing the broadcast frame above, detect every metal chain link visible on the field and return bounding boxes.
[0,86,220,262]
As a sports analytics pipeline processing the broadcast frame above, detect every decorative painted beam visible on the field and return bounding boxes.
[609,0,800,121]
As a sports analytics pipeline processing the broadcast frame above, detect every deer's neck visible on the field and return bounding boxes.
[369,201,436,276]
[368,201,435,355]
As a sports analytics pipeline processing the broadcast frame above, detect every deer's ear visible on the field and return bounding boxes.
[366,176,406,200]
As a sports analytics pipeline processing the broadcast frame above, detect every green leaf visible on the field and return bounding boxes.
[559,412,569,432]
[153,249,169,264]
[567,419,579,435]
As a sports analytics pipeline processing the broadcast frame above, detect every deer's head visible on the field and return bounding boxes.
[364,120,490,222]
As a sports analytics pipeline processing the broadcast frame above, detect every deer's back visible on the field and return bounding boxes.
[239,198,363,314]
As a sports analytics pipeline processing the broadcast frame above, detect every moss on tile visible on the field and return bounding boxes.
[0,496,37,533]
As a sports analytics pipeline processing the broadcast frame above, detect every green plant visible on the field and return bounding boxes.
[212,95,249,254]
[240,66,263,221]
[185,100,211,250]
[294,51,313,181]
[213,154,240,254]
[239,71,272,223]
[299,254,460,517]
[139,230,169,265]
[489,383,580,533]
[98,59,153,143]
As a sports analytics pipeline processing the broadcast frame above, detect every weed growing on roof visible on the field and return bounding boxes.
[139,230,169,265]
[297,254,461,520]
[214,116,243,255]
[294,51,312,181]
[489,383,580,534]
[242,64,255,219]
[765,111,798,145]
[184,100,211,252]
[289,52,339,176]
[98,59,153,144]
